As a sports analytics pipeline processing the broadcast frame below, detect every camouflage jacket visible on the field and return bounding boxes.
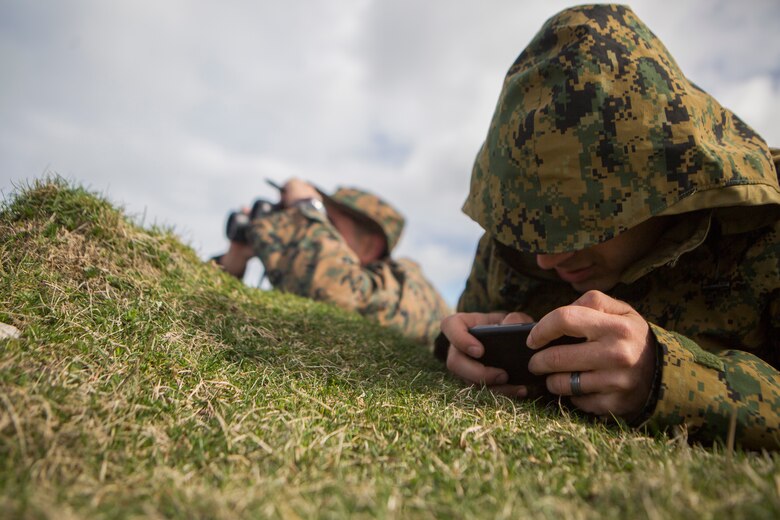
[249,204,451,345]
[444,5,780,449]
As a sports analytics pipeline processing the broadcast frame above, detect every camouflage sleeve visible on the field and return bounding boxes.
[249,206,449,345]
[248,205,338,295]
[641,220,780,450]
[456,232,494,313]
[385,258,453,345]
[644,322,780,450]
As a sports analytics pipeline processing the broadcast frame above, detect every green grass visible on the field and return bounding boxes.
[1,177,779,519]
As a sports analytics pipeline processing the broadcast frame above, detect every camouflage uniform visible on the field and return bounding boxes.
[437,5,780,449]
[249,187,451,345]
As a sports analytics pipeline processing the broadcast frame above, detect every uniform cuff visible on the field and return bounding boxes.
[643,323,725,431]
[628,327,663,427]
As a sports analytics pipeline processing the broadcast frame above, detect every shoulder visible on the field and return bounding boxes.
[390,257,422,271]
[382,257,433,286]
[735,221,779,289]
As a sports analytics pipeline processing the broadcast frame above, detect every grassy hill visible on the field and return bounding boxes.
[1,178,779,519]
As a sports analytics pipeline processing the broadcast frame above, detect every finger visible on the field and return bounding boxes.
[484,384,529,399]
[545,370,592,397]
[569,395,606,416]
[527,342,609,374]
[446,345,509,386]
[545,368,639,399]
[501,311,534,325]
[440,312,508,357]
[528,304,623,349]
[570,393,632,418]
[530,329,649,374]
[571,290,636,316]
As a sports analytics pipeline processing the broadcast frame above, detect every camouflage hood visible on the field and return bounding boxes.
[464,4,780,253]
[320,187,405,254]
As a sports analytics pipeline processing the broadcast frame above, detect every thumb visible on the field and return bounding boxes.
[501,311,534,325]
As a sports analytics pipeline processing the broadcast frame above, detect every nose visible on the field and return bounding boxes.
[536,251,575,270]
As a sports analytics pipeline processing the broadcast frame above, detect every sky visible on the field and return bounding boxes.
[1,0,779,306]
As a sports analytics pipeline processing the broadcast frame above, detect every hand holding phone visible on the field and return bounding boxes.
[468,322,585,393]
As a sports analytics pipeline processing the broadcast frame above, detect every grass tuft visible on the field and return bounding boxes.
[1,177,779,519]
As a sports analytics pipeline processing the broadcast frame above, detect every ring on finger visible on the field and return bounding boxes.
[570,371,584,396]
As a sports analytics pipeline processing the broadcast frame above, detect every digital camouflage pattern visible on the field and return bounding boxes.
[450,4,780,449]
[249,204,450,345]
[464,4,779,254]
[320,187,405,254]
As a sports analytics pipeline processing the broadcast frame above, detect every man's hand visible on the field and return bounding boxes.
[218,236,255,278]
[526,290,656,420]
[441,311,535,397]
[281,178,322,207]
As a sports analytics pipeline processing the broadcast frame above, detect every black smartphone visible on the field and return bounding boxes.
[468,322,585,392]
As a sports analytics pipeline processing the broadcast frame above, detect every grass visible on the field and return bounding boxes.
[1,177,779,519]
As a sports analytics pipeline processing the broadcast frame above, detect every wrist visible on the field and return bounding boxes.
[282,182,322,207]
[291,198,326,214]
[628,330,663,426]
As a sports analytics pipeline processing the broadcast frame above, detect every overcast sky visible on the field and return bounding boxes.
[2,0,779,305]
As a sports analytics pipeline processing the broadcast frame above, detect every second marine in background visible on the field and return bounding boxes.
[216,178,451,345]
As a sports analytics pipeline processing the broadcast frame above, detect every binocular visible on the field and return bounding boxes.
[225,198,283,243]
[225,178,284,243]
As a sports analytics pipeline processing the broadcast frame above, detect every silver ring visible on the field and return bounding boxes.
[570,371,584,396]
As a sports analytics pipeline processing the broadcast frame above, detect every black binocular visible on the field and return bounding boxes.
[225,198,283,243]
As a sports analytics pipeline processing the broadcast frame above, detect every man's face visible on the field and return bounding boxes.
[327,207,383,266]
[535,217,670,293]
[327,207,361,251]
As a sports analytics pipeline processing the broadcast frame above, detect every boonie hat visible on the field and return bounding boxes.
[320,187,405,254]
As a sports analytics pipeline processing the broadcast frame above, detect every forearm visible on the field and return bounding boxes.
[374,259,452,345]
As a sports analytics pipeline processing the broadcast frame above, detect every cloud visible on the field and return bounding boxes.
[712,76,780,145]
[1,0,779,307]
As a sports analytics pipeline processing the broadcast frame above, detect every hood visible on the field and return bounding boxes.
[463,4,780,253]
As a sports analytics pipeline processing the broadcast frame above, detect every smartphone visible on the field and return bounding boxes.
[468,322,585,391]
